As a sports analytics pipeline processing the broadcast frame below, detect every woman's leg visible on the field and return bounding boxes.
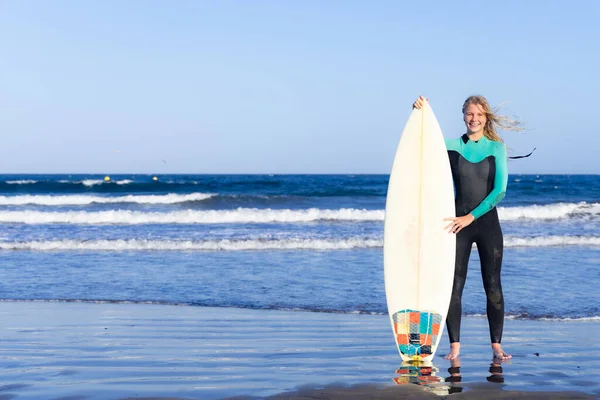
[445,227,474,359]
[475,215,504,344]
[475,212,511,360]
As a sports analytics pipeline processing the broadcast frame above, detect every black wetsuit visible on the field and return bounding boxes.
[445,134,508,344]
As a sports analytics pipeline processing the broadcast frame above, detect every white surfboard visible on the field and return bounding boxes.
[384,102,456,362]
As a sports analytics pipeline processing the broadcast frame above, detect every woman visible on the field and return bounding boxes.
[413,95,518,361]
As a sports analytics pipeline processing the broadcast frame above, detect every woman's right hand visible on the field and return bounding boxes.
[413,95,428,109]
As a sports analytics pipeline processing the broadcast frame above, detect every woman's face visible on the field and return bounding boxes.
[463,103,487,135]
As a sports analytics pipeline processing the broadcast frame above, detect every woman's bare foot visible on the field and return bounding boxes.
[444,342,460,360]
[491,343,511,361]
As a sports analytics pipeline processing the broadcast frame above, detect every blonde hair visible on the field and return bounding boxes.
[462,95,524,142]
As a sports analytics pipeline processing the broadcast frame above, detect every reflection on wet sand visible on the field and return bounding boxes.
[487,361,505,383]
[393,357,508,395]
[392,360,450,396]
[445,357,464,394]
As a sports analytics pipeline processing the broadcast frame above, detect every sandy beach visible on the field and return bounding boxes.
[1,302,598,399]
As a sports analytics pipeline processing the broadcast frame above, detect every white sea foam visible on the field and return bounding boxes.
[498,202,600,221]
[81,179,105,187]
[5,180,37,184]
[0,202,597,224]
[0,298,180,306]
[0,238,382,251]
[504,235,600,247]
[2,235,598,251]
[115,179,133,185]
[0,193,213,206]
[470,313,600,321]
[0,299,595,320]
[537,316,600,322]
[0,208,383,224]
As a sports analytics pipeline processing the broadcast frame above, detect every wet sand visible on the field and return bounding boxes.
[1,302,598,399]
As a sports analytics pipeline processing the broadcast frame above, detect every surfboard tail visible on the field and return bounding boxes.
[392,309,443,361]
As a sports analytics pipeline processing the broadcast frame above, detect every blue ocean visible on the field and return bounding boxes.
[1,174,599,320]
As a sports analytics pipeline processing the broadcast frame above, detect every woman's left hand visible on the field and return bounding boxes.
[444,214,475,234]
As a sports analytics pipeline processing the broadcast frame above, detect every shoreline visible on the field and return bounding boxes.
[1,298,597,322]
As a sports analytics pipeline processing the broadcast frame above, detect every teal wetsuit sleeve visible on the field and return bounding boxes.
[470,144,508,219]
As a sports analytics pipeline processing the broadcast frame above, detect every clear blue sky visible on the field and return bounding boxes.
[1,0,598,174]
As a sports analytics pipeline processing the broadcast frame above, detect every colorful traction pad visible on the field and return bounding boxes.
[393,309,442,358]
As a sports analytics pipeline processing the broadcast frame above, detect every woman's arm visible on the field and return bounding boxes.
[470,144,508,219]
